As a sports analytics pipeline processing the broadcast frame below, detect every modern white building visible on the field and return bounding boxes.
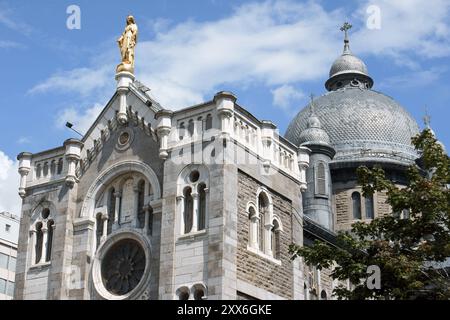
[0,212,19,300]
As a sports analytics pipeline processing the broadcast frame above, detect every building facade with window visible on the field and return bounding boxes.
[14,25,423,300]
[0,212,19,300]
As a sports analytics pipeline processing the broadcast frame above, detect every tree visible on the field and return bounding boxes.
[290,129,450,299]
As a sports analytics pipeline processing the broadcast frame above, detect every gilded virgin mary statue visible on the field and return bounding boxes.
[116,15,138,73]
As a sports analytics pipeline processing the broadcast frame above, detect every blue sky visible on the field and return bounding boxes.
[1,0,450,214]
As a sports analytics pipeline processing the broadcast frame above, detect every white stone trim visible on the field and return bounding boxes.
[237,279,286,300]
[90,229,152,300]
[80,160,161,219]
[246,245,281,266]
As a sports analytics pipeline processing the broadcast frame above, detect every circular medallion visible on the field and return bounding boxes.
[101,239,145,296]
[116,128,134,151]
[91,231,151,300]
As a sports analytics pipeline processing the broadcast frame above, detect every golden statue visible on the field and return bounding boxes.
[116,15,138,73]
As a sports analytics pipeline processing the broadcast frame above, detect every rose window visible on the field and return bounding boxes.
[101,239,146,295]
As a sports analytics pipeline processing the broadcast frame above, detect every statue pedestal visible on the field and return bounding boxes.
[115,71,135,125]
[115,70,135,89]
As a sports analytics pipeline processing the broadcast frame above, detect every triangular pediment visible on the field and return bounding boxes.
[76,80,162,174]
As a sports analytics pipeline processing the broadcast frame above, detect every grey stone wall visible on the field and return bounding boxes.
[236,170,294,299]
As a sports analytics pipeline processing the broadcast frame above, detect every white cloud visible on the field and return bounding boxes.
[0,151,20,215]
[29,0,450,116]
[0,4,33,35]
[56,103,104,135]
[17,137,31,144]
[271,84,305,113]
[353,0,450,60]
[29,66,113,97]
[30,1,343,110]
[0,40,24,49]
[379,67,447,89]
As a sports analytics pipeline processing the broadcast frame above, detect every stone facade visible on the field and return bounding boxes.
[14,78,310,300]
[14,26,422,300]
[237,170,293,299]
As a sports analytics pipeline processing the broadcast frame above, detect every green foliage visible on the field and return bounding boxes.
[290,129,450,299]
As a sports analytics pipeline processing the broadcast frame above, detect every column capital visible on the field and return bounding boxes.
[113,191,122,198]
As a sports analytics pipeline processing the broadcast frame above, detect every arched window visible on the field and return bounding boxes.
[35,222,43,264]
[57,158,63,174]
[179,122,185,140]
[198,183,207,231]
[50,160,56,176]
[352,192,362,220]
[321,290,327,300]
[183,187,193,234]
[178,166,209,236]
[43,162,49,177]
[107,188,116,234]
[271,219,281,259]
[304,283,308,300]
[365,195,374,219]
[205,114,212,130]
[258,193,267,252]
[177,286,190,300]
[193,284,207,300]
[36,164,42,179]
[248,206,258,249]
[96,213,104,250]
[315,162,327,196]
[137,180,146,228]
[46,220,54,262]
[188,119,194,137]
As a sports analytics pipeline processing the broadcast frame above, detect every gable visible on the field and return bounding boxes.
[79,80,162,161]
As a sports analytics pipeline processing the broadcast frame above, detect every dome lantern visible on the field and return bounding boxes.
[325,22,374,92]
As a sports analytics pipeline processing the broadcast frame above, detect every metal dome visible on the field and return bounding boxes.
[285,87,420,165]
[329,53,369,78]
[298,113,331,145]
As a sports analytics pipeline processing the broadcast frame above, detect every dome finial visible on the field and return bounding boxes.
[340,22,352,54]
[423,106,431,129]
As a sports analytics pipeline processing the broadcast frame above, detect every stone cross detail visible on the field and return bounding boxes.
[340,22,352,38]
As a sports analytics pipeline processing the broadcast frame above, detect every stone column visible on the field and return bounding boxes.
[101,213,108,243]
[133,186,140,228]
[143,205,151,234]
[64,139,83,188]
[250,215,259,249]
[29,229,37,266]
[40,224,49,264]
[113,191,121,230]
[191,191,199,233]
[155,110,173,160]
[176,195,185,234]
[17,152,32,198]
[264,222,274,257]
[115,71,135,125]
